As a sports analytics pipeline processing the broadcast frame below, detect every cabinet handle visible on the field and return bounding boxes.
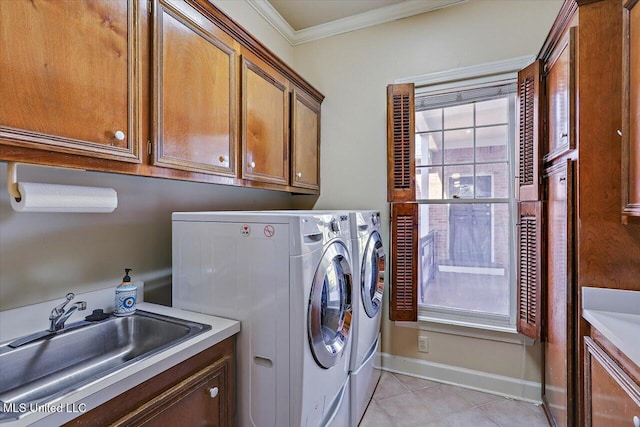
[218,155,227,163]
[617,129,623,137]
[633,415,639,427]
[114,130,126,141]
[296,172,302,178]
[560,132,568,139]
[249,161,256,168]
[209,387,219,399]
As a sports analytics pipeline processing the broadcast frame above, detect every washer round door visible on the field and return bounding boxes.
[361,231,385,318]
[308,241,353,369]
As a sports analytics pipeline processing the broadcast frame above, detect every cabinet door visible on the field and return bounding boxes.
[545,28,575,162]
[153,0,237,176]
[543,160,576,427]
[584,337,640,427]
[113,356,231,427]
[241,53,289,185]
[291,89,320,191]
[0,0,140,162]
[623,0,640,218]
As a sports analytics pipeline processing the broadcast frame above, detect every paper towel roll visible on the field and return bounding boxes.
[10,182,118,213]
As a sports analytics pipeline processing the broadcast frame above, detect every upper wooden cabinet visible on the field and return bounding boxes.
[0,0,323,194]
[545,28,575,163]
[0,0,141,162]
[152,0,238,177]
[291,88,321,191]
[240,51,289,186]
[623,0,640,220]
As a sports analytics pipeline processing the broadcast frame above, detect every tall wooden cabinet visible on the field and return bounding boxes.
[530,0,640,425]
[623,0,640,220]
[0,0,140,162]
[543,160,576,427]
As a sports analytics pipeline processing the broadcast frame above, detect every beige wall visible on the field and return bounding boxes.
[291,0,562,384]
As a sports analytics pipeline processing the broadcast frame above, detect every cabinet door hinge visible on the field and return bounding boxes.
[147,0,152,15]
[147,140,152,156]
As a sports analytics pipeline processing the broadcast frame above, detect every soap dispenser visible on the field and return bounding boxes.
[114,268,136,316]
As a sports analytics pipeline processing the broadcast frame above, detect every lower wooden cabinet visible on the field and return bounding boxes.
[584,333,640,427]
[64,336,235,427]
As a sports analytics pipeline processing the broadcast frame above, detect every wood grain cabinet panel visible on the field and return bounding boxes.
[0,0,140,162]
[543,160,576,427]
[623,0,640,219]
[113,356,230,426]
[65,337,235,427]
[584,336,640,427]
[152,0,238,177]
[545,28,575,163]
[241,52,289,186]
[291,89,320,191]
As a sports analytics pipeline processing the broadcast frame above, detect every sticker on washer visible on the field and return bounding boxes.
[241,224,251,236]
[264,225,275,238]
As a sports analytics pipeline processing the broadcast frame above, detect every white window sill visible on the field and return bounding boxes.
[395,317,535,345]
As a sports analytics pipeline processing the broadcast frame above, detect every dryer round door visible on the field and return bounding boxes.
[308,241,353,369]
[361,231,385,318]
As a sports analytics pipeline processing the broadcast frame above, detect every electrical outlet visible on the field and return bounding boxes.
[418,335,429,353]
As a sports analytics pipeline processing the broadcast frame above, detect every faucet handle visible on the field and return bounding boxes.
[50,293,76,318]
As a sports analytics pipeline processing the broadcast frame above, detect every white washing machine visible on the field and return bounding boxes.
[348,211,385,427]
[171,211,353,427]
[255,210,386,426]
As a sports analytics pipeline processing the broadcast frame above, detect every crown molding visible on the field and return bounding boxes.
[247,0,467,46]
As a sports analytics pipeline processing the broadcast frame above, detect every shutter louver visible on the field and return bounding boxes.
[516,61,543,202]
[517,201,544,341]
[387,83,415,202]
[390,203,418,321]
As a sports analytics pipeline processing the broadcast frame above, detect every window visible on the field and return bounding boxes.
[387,58,535,331]
[415,84,516,328]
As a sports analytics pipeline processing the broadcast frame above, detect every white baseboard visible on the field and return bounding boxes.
[380,352,542,404]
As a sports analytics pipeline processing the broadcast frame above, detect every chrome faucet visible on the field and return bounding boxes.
[49,293,87,332]
[8,293,88,348]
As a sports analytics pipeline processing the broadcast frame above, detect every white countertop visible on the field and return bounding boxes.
[582,287,640,368]
[0,290,239,427]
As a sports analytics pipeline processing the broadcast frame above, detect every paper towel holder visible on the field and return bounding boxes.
[6,162,87,202]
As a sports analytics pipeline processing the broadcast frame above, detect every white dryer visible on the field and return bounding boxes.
[348,210,385,427]
[171,211,353,427]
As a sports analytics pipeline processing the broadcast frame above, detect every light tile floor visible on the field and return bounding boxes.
[360,372,550,427]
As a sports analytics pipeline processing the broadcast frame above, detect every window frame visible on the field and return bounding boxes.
[393,56,535,333]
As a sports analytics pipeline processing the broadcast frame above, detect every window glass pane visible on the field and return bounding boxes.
[443,129,474,164]
[418,203,511,316]
[476,163,509,198]
[416,132,442,166]
[416,108,442,132]
[476,125,508,162]
[443,165,474,199]
[476,97,508,126]
[444,104,473,129]
[416,166,443,200]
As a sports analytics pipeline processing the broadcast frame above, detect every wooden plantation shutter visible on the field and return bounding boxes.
[516,60,544,202]
[517,201,544,341]
[390,203,418,321]
[387,83,415,202]
[387,83,417,321]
